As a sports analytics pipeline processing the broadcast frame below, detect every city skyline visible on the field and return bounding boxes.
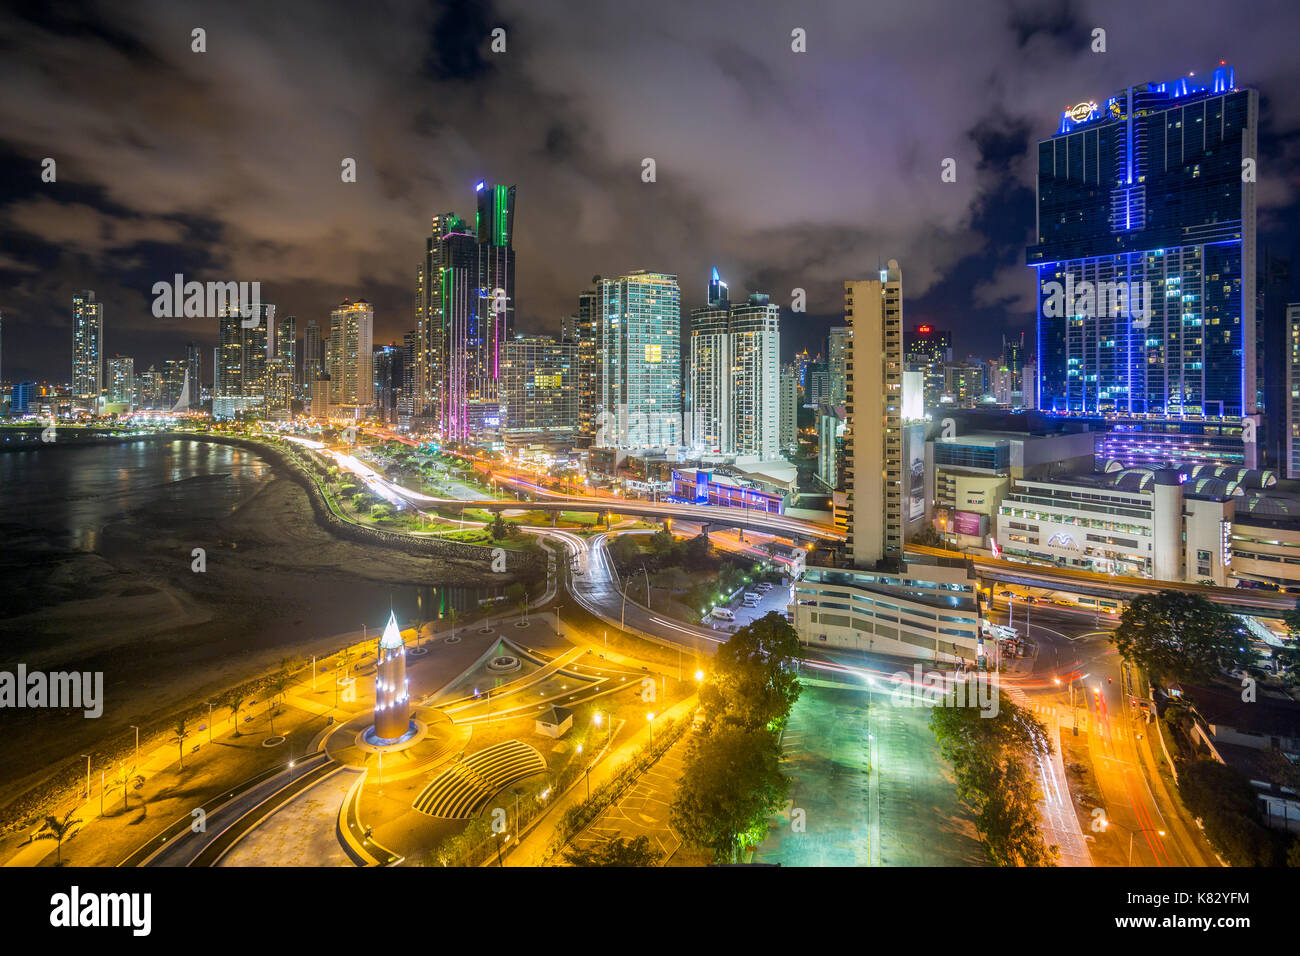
[3,0,1300,897]
[3,3,1300,383]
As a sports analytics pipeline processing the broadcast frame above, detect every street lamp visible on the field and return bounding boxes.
[1101,818,1166,866]
[81,755,91,799]
[129,725,139,763]
[647,711,656,742]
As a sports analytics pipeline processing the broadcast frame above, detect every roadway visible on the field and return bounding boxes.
[984,590,1216,866]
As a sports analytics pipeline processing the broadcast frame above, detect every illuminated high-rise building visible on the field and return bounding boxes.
[828,326,850,405]
[1030,63,1257,466]
[304,318,324,383]
[328,298,374,412]
[779,363,799,453]
[214,298,272,419]
[415,212,461,423]
[501,334,577,436]
[903,324,951,410]
[595,271,682,449]
[569,283,601,443]
[844,261,904,566]
[106,356,134,410]
[688,269,780,457]
[72,290,103,407]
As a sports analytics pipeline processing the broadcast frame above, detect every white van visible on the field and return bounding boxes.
[711,607,735,622]
[743,592,761,603]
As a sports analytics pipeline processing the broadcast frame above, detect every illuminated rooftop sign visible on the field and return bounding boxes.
[1065,101,1097,123]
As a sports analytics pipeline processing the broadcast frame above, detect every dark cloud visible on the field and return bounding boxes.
[0,0,1297,381]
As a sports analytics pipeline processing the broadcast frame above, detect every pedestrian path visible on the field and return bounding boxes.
[1006,688,1092,867]
[412,740,547,818]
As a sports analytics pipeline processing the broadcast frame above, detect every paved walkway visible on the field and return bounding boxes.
[503,696,696,866]
[218,768,358,866]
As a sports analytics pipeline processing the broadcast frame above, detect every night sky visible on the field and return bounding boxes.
[1,0,1298,383]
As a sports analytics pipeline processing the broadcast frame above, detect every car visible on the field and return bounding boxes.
[757,582,774,592]
[743,592,761,602]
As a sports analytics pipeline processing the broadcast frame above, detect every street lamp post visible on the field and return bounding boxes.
[130,725,139,764]
[620,579,632,632]
[207,701,214,744]
[82,755,90,799]
[647,712,656,743]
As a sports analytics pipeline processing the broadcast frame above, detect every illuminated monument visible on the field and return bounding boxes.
[373,612,410,740]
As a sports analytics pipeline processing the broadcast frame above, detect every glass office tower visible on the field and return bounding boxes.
[1029,63,1258,465]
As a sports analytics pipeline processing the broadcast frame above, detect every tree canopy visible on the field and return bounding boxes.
[1112,590,1254,684]
[564,835,662,867]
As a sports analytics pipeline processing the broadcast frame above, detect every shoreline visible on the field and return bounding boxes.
[0,433,540,826]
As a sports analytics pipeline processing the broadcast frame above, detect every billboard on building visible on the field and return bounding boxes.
[954,510,984,537]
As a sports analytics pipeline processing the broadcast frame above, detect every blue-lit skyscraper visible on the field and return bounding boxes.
[1029,63,1258,466]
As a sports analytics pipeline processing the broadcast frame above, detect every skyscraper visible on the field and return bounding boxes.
[214,298,272,419]
[567,283,600,443]
[185,342,203,406]
[399,330,418,422]
[106,356,134,411]
[1030,63,1257,465]
[688,270,780,458]
[72,291,103,407]
[903,324,951,410]
[273,313,296,388]
[501,334,578,436]
[688,271,730,451]
[373,343,401,424]
[1286,303,1300,478]
[844,260,904,567]
[328,298,374,411]
[595,271,682,449]
[828,326,850,405]
[415,212,461,423]
[439,215,488,439]
[1001,331,1026,392]
[304,318,324,384]
[779,363,799,454]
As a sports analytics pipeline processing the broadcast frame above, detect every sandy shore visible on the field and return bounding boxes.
[0,438,510,821]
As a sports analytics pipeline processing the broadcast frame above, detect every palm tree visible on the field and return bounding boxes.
[35,808,82,865]
[107,763,145,812]
[172,719,190,770]
[227,691,245,737]
[268,673,290,705]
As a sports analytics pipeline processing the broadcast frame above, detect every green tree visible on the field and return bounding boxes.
[671,725,788,863]
[700,612,803,734]
[564,835,662,867]
[930,692,1057,866]
[172,718,190,771]
[489,512,510,540]
[649,526,676,554]
[1179,758,1280,866]
[504,581,528,618]
[35,808,82,865]
[1112,591,1254,684]
[608,533,643,570]
[682,533,714,570]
